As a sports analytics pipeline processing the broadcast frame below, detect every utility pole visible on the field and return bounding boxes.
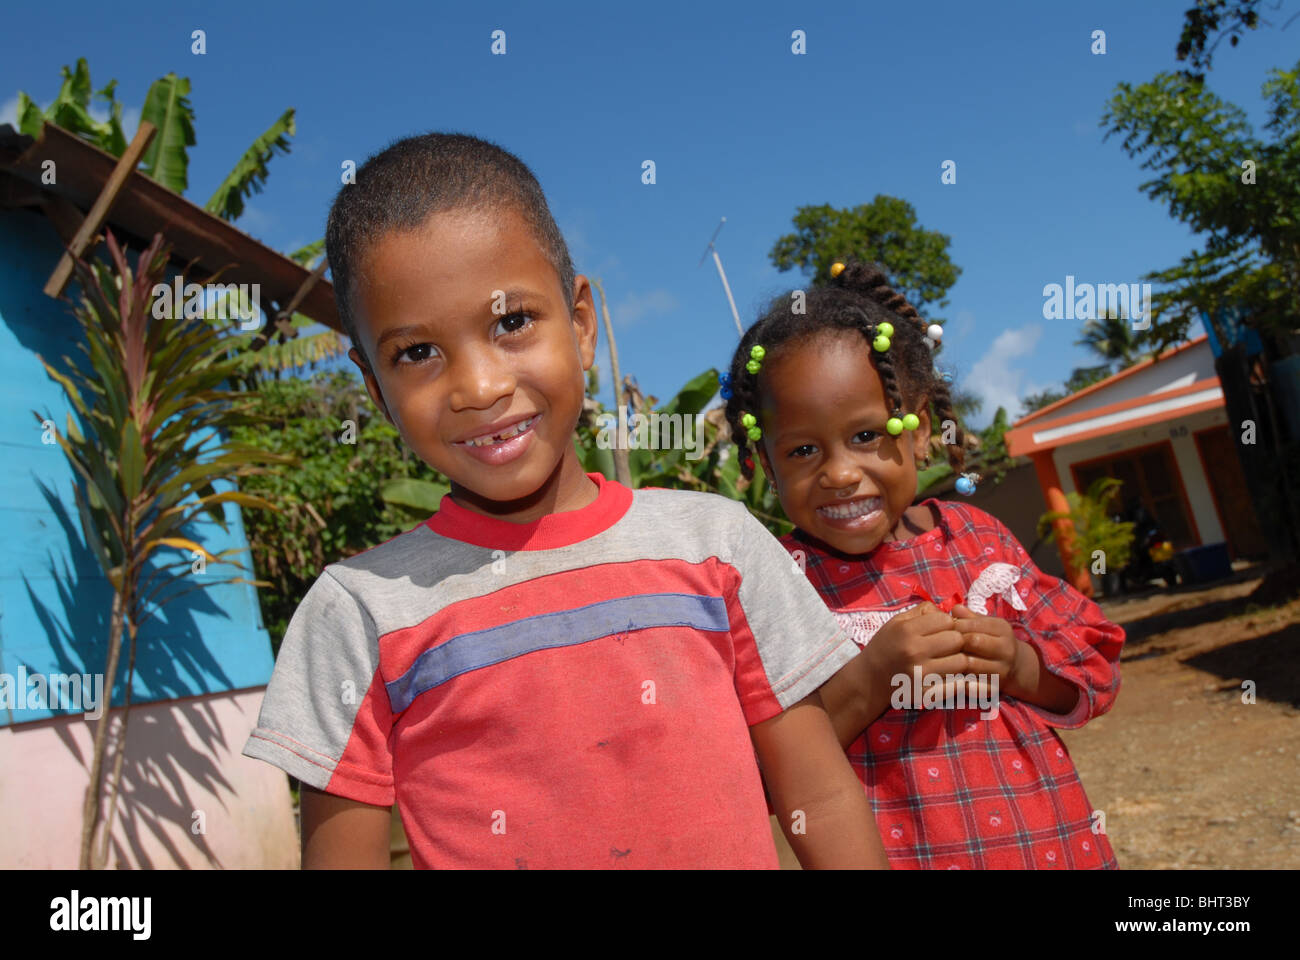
[699,217,743,337]
[592,278,632,487]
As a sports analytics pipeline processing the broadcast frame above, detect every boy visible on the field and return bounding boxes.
[242,132,887,869]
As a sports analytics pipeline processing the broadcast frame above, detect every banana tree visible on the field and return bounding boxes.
[575,368,791,534]
[14,59,127,154]
[17,58,296,224]
[34,229,295,869]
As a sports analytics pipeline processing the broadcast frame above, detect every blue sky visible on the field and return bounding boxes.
[4,0,1295,426]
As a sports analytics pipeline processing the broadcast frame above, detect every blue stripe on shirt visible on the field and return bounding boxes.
[385,592,729,713]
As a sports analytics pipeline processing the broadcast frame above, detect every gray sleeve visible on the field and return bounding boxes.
[728,507,860,723]
[241,570,395,806]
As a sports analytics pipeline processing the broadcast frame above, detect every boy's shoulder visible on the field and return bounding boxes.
[307,488,767,609]
[629,485,752,521]
[624,486,764,552]
[317,519,481,599]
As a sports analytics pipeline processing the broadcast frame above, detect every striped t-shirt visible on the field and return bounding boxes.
[243,472,859,868]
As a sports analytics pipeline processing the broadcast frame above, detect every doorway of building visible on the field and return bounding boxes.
[1072,441,1199,550]
[1194,426,1268,559]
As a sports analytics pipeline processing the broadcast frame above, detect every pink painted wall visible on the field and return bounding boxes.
[0,686,298,868]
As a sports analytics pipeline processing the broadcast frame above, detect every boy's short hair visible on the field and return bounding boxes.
[324,132,576,365]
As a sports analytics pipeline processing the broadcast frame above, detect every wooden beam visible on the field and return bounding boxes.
[276,254,330,325]
[42,120,156,299]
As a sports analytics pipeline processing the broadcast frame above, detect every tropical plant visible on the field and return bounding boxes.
[230,371,450,650]
[17,59,295,223]
[1075,311,1148,369]
[14,60,128,155]
[33,230,294,869]
[1036,477,1136,575]
[573,367,791,534]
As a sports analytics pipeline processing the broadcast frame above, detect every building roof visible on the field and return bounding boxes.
[0,121,343,333]
[1005,335,1223,457]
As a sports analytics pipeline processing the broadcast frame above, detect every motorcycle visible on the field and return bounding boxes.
[1119,504,1180,592]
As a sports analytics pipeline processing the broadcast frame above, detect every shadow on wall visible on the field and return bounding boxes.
[21,480,238,867]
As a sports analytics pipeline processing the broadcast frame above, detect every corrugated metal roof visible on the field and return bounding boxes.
[0,121,343,333]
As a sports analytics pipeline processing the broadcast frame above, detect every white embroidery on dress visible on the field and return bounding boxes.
[966,562,1028,615]
[835,563,1028,643]
[834,604,919,647]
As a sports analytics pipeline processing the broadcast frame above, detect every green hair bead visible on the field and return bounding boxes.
[877,322,894,339]
[886,417,904,436]
[902,413,920,431]
[873,334,891,353]
[750,345,766,360]
[747,426,762,441]
[746,359,761,374]
[741,413,756,428]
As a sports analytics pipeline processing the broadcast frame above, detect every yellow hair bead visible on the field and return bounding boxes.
[830,262,846,278]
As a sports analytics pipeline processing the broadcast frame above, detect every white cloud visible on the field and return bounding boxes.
[963,323,1051,426]
[612,288,677,326]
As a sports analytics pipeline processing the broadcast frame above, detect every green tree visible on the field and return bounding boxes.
[768,196,961,322]
[1101,62,1300,352]
[1019,389,1065,417]
[1075,311,1146,369]
[1103,50,1300,559]
[1174,0,1294,80]
[230,371,449,650]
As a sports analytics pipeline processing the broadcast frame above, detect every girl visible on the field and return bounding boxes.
[724,259,1125,869]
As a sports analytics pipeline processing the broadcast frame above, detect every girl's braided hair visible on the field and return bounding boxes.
[724,258,965,481]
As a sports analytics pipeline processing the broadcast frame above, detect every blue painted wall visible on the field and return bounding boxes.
[0,209,275,725]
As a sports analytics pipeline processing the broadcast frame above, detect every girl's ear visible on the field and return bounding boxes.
[912,408,933,464]
[755,440,777,486]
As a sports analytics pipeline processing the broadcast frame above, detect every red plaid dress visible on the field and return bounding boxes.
[780,500,1124,869]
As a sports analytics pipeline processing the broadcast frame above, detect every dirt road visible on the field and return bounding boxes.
[1062,575,1300,869]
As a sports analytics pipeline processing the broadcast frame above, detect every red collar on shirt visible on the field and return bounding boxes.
[426,471,633,550]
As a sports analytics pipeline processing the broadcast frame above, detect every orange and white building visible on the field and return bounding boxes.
[1005,336,1266,593]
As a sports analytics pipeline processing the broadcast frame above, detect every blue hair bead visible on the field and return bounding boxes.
[720,386,732,400]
